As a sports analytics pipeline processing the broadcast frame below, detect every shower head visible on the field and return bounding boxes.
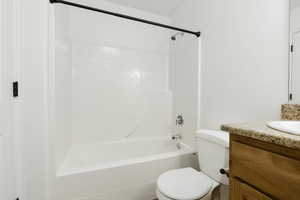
[171,32,184,41]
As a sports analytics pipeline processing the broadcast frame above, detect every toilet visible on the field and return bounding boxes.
[156,130,229,200]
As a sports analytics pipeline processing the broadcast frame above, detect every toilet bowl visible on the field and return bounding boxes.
[156,130,229,200]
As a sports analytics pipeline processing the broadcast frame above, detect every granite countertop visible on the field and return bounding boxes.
[221,122,300,150]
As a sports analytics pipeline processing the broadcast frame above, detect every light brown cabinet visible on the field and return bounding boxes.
[229,134,300,200]
[231,178,272,200]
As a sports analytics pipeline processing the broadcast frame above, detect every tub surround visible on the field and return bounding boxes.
[221,122,300,150]
[281,104,300,120]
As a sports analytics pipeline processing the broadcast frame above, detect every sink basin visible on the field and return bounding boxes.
[267,121,300,136]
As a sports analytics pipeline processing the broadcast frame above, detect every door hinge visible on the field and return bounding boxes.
[289,93,293,101]
[13,81,18,97]
[291,45,294,52]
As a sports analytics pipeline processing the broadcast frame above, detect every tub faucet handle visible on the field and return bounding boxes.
[176,115,184,126]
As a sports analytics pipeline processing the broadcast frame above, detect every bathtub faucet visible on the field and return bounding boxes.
[172,134,182,149]
[171,134,182,140]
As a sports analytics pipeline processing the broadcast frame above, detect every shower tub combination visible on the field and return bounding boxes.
[51,0,201,199]
[53,137,196,200]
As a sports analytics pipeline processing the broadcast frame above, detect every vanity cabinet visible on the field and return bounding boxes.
[231,178,272,200]
[229,134,300,200]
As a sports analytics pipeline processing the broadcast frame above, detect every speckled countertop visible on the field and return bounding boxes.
[221,122,300,150]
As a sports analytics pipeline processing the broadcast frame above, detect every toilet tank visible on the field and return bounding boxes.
[196,130,229,185]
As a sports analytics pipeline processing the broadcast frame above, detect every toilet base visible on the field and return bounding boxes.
[157,189,211,200]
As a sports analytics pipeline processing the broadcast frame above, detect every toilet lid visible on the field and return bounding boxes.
[157,168,213,200]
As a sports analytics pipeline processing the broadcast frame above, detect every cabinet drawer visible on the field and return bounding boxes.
[230,141,300,200]
[231,178,273,200]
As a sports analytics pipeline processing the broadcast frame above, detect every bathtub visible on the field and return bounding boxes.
[53,137,197,200]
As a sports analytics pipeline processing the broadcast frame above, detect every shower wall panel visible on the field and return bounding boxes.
[54,6,73,168]
[55,0,172,145]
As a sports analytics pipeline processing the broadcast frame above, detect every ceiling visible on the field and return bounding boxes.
[106,0,183,17]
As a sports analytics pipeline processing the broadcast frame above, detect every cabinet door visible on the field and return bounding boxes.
[230,141,300,199]
[231,178,273,200]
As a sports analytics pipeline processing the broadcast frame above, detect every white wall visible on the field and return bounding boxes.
[0,0,17,199]
[171,0,289,130]
[290,2,300,103]
[291,7,300,32]
[291,0,300,10]
[17,0,49,199]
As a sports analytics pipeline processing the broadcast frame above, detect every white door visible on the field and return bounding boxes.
[292,32,300,103]
[0,0,16,199]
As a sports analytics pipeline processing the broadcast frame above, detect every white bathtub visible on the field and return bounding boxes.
[53,137,197,200]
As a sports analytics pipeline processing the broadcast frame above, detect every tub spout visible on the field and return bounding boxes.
[171,134,182,140]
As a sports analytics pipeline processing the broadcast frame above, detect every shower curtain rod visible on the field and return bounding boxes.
[49,0,201,38]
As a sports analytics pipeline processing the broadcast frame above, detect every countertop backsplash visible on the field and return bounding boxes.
[281,104,300,121]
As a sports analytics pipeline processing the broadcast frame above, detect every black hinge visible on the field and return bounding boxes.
[13,81,18,97]
[289,93,293,101]
[291,45,294,52]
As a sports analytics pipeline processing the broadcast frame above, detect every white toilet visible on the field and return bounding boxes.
[156,130,229,200]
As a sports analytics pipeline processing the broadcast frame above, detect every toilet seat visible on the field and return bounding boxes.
[157,168,213,200]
